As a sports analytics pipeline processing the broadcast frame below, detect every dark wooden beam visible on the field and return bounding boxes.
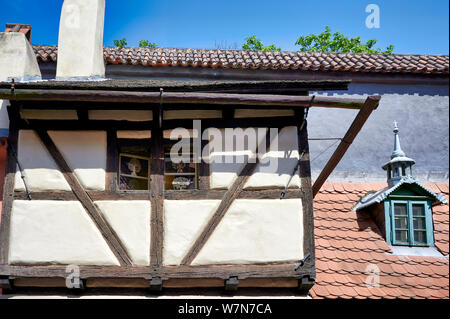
[312,95,381,197]
[297,116,316,280]
[34,130,133,266]
[0,102,20,265]
[106,130,118,192]
[149,105,164,269]
[0,263,312,281]
[0,90,366,109]
[14,189,304,201]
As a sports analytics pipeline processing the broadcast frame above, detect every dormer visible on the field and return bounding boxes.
[355,122,447,248]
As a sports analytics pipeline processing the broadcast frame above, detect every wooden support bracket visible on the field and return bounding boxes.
[149,277,163,291]
[225,276,239,291]
[0,276,12,290]
[297,275,315,294]
[67,279,86,292]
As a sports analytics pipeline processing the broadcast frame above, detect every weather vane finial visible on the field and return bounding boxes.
[393,121,399,133]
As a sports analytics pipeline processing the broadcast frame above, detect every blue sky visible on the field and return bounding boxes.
[1,0,448,54]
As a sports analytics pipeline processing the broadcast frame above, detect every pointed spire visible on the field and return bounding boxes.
[391,121,406,159]
[382,121,416,186]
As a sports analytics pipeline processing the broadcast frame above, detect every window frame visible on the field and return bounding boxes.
[118,152,151,191]
[163,137,199,191]
[387,199,434,247]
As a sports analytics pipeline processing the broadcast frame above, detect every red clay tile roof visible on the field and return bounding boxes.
[311,182,449,299]
[32,46,449,75]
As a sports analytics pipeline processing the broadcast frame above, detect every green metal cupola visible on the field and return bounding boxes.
[382,121,416,187]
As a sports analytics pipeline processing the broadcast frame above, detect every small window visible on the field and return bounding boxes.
[164,139,198,190]
[117,139,151,191]
[390,200,433,247]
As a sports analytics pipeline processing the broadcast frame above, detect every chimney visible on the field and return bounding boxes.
[0,23,41,82]
[56,0,106,80]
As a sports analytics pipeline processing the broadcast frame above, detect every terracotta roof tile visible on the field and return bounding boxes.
[32,46,449,75]
[311,182,449,299]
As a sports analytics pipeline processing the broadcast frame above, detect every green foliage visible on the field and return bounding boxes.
[139,40,158,48]
[113,38,128,48]
[242,35,281,52]
[295,26,394,54]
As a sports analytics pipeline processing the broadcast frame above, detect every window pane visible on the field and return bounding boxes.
[394,203,407,216]
[414,231,427,245]
[118,148,150,190]
[395,230,408,244]
[120,155,149,179]
[412,204,425,216]
[165,159,196,174]
[394,217,408,229]
[413,217,426,230]
[119,176,148,190]
[165,175,196,190]
[164,139,198,190]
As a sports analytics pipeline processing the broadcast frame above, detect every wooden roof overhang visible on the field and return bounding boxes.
[0,79,365,109]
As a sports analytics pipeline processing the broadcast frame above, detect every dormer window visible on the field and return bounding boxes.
[355,121,447,249]
[389,200,433,246]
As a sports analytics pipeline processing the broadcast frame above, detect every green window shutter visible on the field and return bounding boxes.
[425,201,434,246]
[384,201,392,245]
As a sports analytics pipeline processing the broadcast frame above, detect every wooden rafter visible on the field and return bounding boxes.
[34,130,133,266]
[312,95,381,197]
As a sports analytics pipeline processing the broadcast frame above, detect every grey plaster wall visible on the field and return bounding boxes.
[309,83,449,182]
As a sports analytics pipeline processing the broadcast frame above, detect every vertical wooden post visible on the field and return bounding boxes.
[106,130,118,192]
[297,113,316,282]
[149,105,164,269]
[0,102,20,265]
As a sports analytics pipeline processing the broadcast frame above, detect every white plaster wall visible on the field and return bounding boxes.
[95,201,151,266]
[9,200,120,266]
[245,126,301,189]
[0,32,41,82]
[209,128,266,189]
[192,199,303,265]
[14,130,71,192]
[15,130,106,191]
[21,109,78,120]
[89,110,153,121]
[163,200,221,266]
[209,127,300,189]
[56,0,105,79]
[49,131,106,191]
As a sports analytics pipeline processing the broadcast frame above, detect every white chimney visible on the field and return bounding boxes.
[0,27,42,138]
[0,32,41,82]
[56,0,106,80]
